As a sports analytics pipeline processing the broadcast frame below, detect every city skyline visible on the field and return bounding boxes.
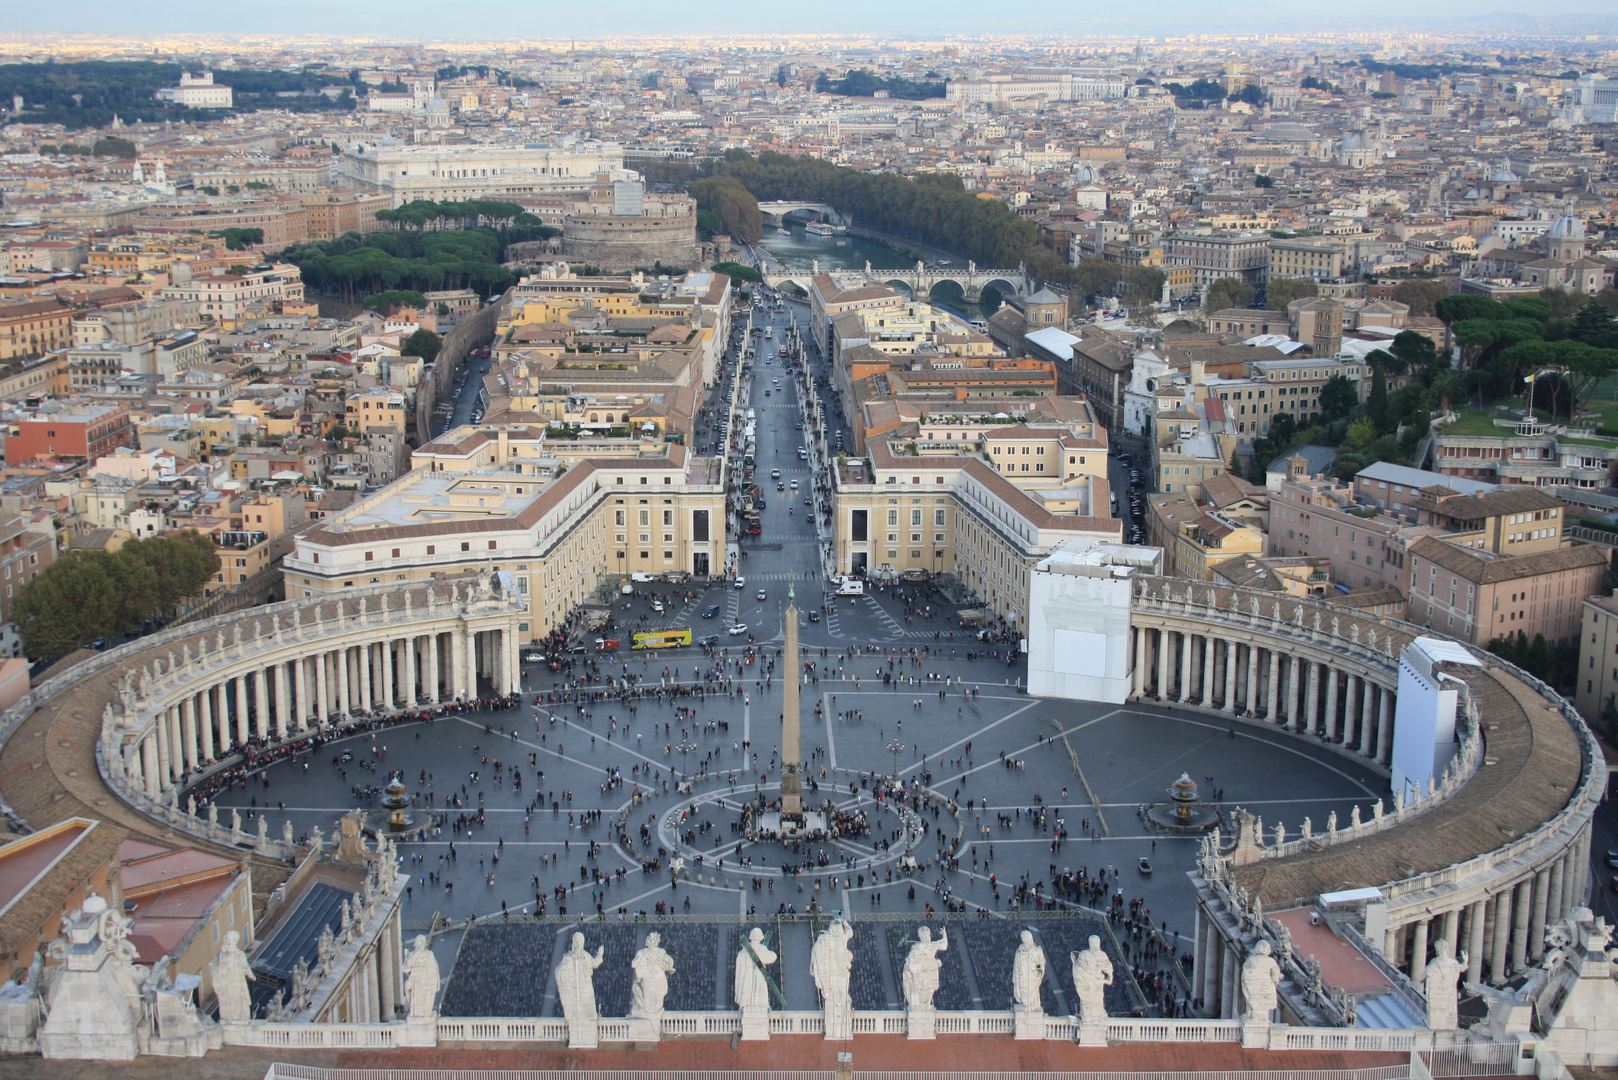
[5,3,1618,40]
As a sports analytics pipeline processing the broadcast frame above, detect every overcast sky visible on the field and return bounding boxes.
[8,0,1613,39]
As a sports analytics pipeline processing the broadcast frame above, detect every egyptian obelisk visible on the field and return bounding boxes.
[781,583,802,815]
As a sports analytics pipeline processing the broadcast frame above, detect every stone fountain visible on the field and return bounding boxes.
[1145,772,1219,834]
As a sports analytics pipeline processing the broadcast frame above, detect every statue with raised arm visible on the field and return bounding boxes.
[902,926,948,1014]
[630,932,675,1022]
[1070,935,1113,1024]
[209,930,255,1022]
[556,932,604,1047]
[810,915,854,1039]
[1240,939,1282,1022]
[1012,929,1047,1014]
[402,935,440,1021]
[1424,938,1466,1031]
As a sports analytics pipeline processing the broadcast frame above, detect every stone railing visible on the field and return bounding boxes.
[241,1012,1475,1052]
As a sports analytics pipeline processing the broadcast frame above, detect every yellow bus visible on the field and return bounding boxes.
[632,628,692,649]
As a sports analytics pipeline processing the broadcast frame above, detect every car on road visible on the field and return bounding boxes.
[771,469,781,479]
[701,605,720,618]
[777,483,785,491]
[631,572,655,582]
[697,634,720,646]
[808,610,821,623]
[734,577,746,589]
[756,589,767,600]
[1607,849,1618,869]
[727,624,748,636]
[804,497,812,506]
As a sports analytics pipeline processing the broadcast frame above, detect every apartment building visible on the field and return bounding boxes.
[0,299,74,362]
[809,274,906,355]
[1268,459,1403,591]
[1165,231,1272,287]
[7,404,136,463]
[131,201,309,248]
[1405,536,1604,646]
[161,264,306,322]
[1575,594,1618,730]
[300,192,392,240]
[1266,237,1347,281]
[341,142,625,206]
[1405,486,1567,557]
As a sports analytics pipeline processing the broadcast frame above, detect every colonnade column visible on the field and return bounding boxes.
[465,630,479,699]
[427,633,441,704]
[1344,675,1360,746]
[1465,899,1486,984]
[155,705,172,785]
[1219,942,1237,1019]
[1133,626,1146,697]
[380,636,395,711]
[235,676,250,745]
[1409,918,1429,983]
[1488,890,1512,984]
[1156,629,1168,699]
[1265,648,1278,719]
[1222,640,1237,713]
[1359,679,1375,751]
[141,736,160,798]
[401,637,417,706]
[315,651,330,727]
[1510,878,1533,973]
[1200,634,1214,706]
[180,698,197,773]
[254,670,270,740]
[336,646,351,719]
[198,690,215,762]
[1178,631,1192,703]
[1324,666,1339,740]
[1288,655,1305,728]
[1378,689,1394,765]
[1304,661,1320,736]
[1530,868,1552,962]
[274,663,290,737]
[358,644,372,713]
[1244,643,1258,715]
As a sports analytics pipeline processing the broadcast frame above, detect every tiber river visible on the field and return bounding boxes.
[757,223,1003,324]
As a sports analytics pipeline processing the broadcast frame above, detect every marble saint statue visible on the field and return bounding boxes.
[629,932,675,1021]
[1424,938,1467,1031]
[901,926,948,1014]
[1012,929,1047,1014]
[1070,935,1113,1024]
[402,935,441,1020]
[810,915,854,1039]
[1240,940,1283,1022]
[208,930,255,1022]
[734,927,777,1013]
[556,933,604,1023]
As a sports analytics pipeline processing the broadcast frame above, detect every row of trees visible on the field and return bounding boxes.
[813,69,946,99]
[12,533,219,660]
[1436,292,1618,418]
[690,176,765,245]
[281,220,553,303]
[373,199,544,231]
[698,150,1057,276]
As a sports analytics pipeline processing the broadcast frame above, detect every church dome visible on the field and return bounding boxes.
[1340,130,1369,151]
[1489,168,1520,183]
[1548,214,1585,240]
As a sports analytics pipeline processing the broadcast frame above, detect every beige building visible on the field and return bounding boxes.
[283,432,725,642]
[1405,536,1605,647]
[1575,594,1618,733]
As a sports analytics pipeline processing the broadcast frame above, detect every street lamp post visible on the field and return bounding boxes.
[676,739,698,781]
[887,738,906,780]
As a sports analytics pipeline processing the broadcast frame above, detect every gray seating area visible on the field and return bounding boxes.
[252,882,354,982]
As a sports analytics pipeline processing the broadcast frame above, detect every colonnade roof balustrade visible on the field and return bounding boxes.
[1128,576,1601,913]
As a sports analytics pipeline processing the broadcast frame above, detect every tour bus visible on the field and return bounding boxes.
[632,628,693,649]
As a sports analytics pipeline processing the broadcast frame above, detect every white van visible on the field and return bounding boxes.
[835,578,865,596]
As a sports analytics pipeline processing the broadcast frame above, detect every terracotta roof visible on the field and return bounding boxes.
[1406,536,1607,584]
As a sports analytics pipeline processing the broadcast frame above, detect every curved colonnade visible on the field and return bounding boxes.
[0,576,525,872]
[1125,577,1604,1020]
